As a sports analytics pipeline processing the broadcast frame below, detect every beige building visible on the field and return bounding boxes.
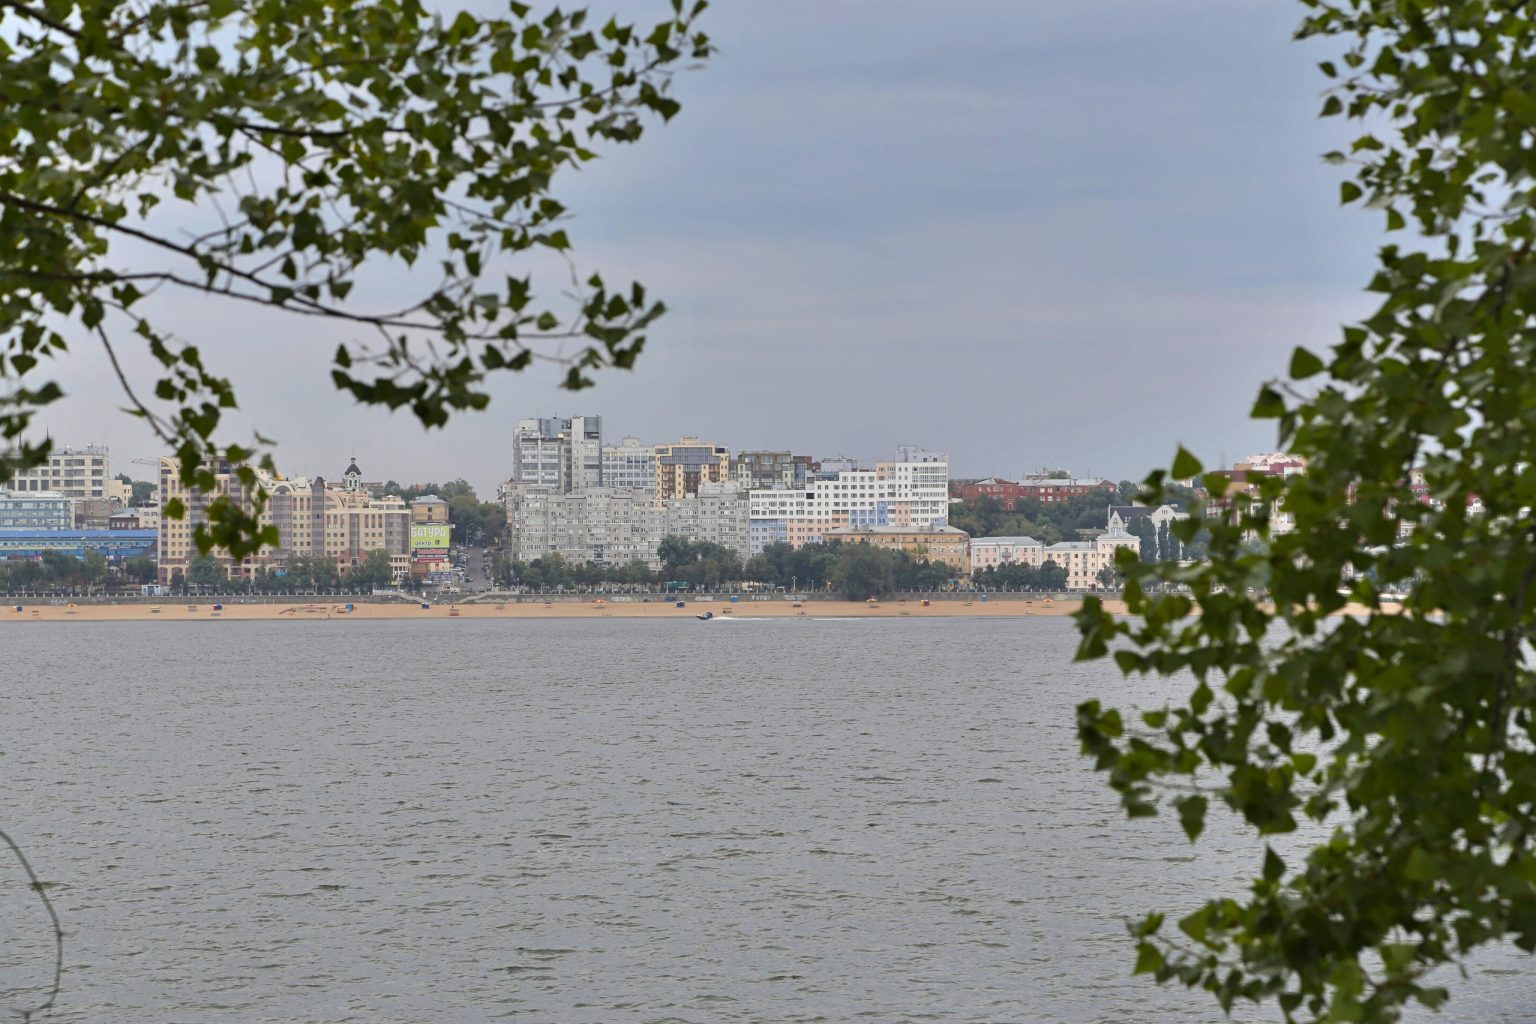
[654,437,730,503]
[822,524,971,572]
[1039,527,1140,589]
[6,444,116,501]
[157,456,410,583]
[970,536,1046,574]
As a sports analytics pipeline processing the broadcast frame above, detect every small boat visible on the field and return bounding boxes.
[696,611,714,621]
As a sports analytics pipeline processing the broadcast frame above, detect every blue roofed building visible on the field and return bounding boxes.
[0,529,157,561]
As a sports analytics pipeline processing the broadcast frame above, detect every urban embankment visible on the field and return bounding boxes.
[0,595,1124,622]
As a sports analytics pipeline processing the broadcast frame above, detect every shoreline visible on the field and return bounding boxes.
[0,597,1108,623]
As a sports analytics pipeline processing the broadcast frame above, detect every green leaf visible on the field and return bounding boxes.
[1170,447,1203,479]
[1290,346,1326,379]
[1340,181,1363,204]
[1176,794,1208,843]
[1252,385,1286,419]
[1263,846,1285,882]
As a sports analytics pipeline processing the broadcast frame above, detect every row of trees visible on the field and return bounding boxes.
[948,489,1137,546]
[486,538,969,600]
[179,551,397,593]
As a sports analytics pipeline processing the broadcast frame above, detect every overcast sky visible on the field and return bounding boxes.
[41,1,1377,496]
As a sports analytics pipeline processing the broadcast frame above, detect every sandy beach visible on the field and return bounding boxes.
[0,596,1115,623]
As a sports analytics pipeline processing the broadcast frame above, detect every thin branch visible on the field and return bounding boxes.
[93,319,175,445]
[0,0,83,40]
[0,828,63,1022]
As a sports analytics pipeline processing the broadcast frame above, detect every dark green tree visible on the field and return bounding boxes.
[186,556,226,589]
[830,543,894,601]
[1074,3,1536,1021]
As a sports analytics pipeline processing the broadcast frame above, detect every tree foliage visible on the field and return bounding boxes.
[0,0,711,560]
[1075,3,1536,1020]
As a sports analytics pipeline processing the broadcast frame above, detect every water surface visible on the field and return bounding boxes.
[2,618,1529,1021]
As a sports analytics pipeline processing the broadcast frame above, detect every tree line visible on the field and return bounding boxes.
[176,551,397,593]
[487,537,965,600]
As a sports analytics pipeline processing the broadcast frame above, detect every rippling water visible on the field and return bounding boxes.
[2,617,1530,1022]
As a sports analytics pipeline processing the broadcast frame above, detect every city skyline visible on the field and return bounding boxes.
[19,2,1374,501]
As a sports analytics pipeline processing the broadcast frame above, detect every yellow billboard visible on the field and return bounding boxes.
[410,523,451,556]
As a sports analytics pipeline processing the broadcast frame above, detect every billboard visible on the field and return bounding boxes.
[410,523,451,553]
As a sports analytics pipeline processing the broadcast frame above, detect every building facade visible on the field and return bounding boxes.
[4,444,116,501]
[0,529,157,561]
[970,535,1046,574]
[504,485,663,569]
[509,415,603,493]
[747,449,951,554]
[951,475,1117,510]
[601,436,656,495]
[1039,527,1140,589]
[158,457,410,583]
[822,524,971,572]
[1105,504,1188,533]
[730,451,817,491]
[0,490,74,530]
[654,437,730,503]
[663,482,751,561]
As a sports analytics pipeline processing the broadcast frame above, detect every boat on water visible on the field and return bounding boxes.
[696,611,714,621]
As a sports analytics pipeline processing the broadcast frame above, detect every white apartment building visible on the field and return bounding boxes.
[504,485,662,568]
[504,481,753,568]
[5,444,122,502]
[602,436,656,495]
[970,536,1046,574]
[748,449,950,554]
[509,415,603,493]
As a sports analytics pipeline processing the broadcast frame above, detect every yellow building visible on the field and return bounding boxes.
[821,524,971,572]
[654,437,730,504]
[157,457,410,584]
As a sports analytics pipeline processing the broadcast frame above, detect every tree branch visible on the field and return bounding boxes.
[0,828,63,1022]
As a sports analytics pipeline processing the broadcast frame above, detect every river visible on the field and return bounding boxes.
[2,618,1529,1022]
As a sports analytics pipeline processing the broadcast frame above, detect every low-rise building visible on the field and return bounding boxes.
[0,489,74,530]
[822,524,971,572]
[1106,504,1188,532]
[0,529,157,562]
[1039,526,1140,589]
[970,535,1046,574]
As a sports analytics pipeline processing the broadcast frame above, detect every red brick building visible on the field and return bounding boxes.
[951,476,1116,510]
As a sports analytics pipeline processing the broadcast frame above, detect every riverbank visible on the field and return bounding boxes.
[0,596,1111,622]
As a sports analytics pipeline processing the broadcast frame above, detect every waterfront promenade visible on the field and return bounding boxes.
[0,596,1117,622]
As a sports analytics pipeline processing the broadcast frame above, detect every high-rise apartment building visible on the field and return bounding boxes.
[663,482,750,561]
[602,436,656,495]
[730,451,817,491]
[509,415,603,493]
[654,437,729,504]
[504,485,662,568]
